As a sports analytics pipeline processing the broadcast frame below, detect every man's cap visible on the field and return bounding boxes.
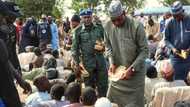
[171,1,184,15]
[0,1,21,17]
[41,14,47,19]
[108,0,123,18]
[79,9,93,16]
[3,1,22,17]
[71,14,80,22]
[47,16,52,19]
[25,46,34,52]
[95,97,112,107]
[0,1,7,14]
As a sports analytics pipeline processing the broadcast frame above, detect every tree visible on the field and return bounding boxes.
[15,0,56,18]
[101,0,145,11]
[52,6,62,19]
[71,0,145,14]
[71,0,82,14]
[160,0,190,6]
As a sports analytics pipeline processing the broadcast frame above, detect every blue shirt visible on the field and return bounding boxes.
[50,22,59,50]
[165,14,190,50]
[160,19,165,33]
[25,91,51,106]
[165,14,190,60]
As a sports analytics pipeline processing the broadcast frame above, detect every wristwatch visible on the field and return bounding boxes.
[131,67,135,72]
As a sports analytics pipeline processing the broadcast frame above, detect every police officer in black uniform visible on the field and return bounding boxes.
[0,1,31,107]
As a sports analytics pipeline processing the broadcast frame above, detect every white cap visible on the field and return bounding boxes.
[95,97,112,107]
[108,0,124,18]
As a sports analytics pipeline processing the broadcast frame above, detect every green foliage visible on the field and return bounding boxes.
[15,0,56,18]
[160,0,190,6]
[71,0,82,14]
[71,0,145,14]
[101,0,145,11]
[52,6,62,19]
[71,0,98,14]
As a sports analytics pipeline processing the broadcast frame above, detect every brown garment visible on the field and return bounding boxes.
[32,55,44,68]
[18,52,36,65]
[145,22,161,41]
[58,25,66,49]
[150,86,190,107]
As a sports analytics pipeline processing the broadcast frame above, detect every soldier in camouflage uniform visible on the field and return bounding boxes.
[71,9,108,97]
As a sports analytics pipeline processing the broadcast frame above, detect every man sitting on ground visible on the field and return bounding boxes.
[63,82,82,107]
[81,87,97,107]
[37,83,70,107]
[25,75,51,106]
[145,65,164,103]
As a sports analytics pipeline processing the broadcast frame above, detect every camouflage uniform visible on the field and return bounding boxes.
[71,24,108,97]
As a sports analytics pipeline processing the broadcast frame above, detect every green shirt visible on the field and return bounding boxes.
[104,16,149,73]
[71,23,105,69]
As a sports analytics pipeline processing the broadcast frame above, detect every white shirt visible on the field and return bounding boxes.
[25,91,51,106]
[151,80,187,99]
[145,77,165,102]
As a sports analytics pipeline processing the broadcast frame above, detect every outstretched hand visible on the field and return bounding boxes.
[19,79,32,94]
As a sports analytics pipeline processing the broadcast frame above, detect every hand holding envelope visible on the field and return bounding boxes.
[109,65,135,82]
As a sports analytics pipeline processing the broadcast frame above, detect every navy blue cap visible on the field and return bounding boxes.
[0,1,9,15]
[2,1,22,17]
[79,9,93,16]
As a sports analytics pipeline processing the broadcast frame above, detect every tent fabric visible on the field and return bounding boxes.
[134,6,190,16]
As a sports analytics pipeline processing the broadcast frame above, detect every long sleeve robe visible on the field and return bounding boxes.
[104,16,149,107]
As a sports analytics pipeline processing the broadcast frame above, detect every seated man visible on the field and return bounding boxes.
[52,50,64,69]
[18,46,36,69]
[145,65,164,103]
[151,62,187,100]
[81,87,97,107]
[44,57,58,80]
[150,86,190,107]
[25,75,51,106]
[95,97,118,107]
[37,83,69,107]
[22,68,45,81]
[63,82,82,107]
[31,47,44,69]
